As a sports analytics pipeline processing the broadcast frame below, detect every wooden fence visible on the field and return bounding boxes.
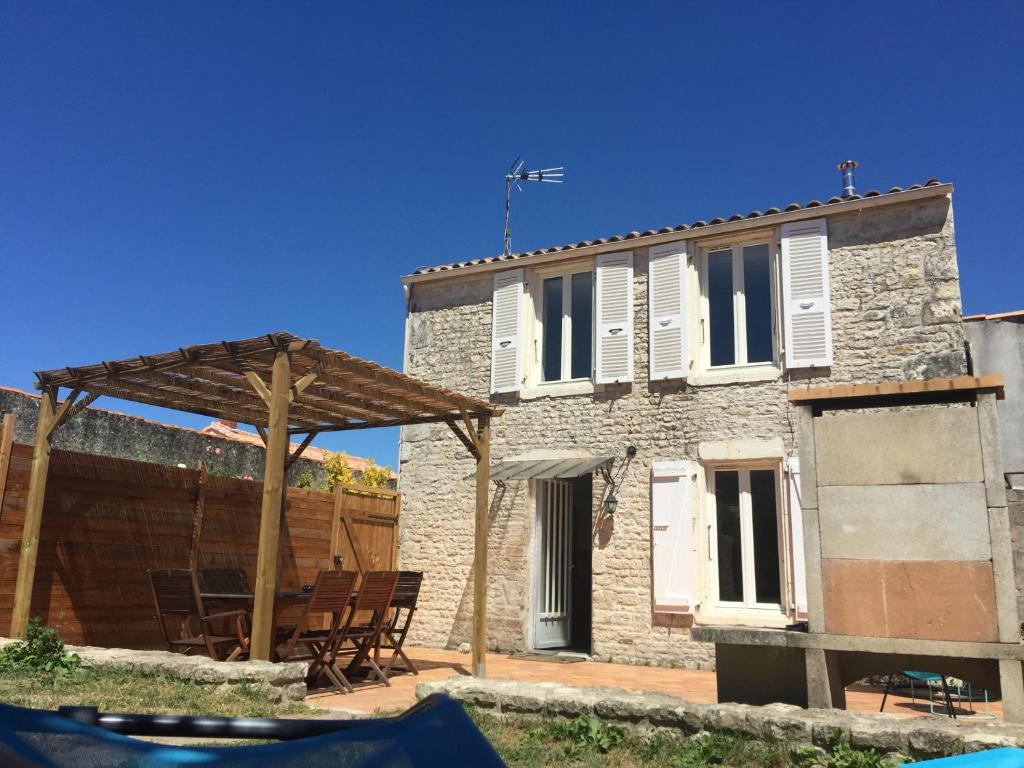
[0,426,399,649]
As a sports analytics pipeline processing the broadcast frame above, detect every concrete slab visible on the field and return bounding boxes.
[815,408,983,486]
[818,483,990,561]
[822,559,998,642]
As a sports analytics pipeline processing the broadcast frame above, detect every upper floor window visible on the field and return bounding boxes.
[540,270,593,383]
[701,242,777,369]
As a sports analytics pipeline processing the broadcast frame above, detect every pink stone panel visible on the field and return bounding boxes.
[822,559,998,642]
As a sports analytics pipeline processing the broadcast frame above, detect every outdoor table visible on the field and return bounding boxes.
[200,590,311,661]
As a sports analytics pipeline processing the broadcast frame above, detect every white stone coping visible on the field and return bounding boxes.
[0,638,310,701]
[418,675,1024,760]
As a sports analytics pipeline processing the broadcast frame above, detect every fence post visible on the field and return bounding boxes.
[188,461,208,571]
[0,413,15,518]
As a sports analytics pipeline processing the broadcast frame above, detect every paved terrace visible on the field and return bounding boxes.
[308,647,1006,721]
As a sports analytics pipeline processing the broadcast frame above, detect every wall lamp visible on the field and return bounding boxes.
[601,445,636,515]
[604,490,618,515]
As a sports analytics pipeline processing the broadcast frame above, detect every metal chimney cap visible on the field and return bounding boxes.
[837,160,859,171]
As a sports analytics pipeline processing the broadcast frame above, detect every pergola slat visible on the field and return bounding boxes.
[20,332,498,677]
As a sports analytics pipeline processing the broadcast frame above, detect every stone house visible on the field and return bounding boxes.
[397,177,966,669]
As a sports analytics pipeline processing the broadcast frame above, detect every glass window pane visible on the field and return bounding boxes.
[542,277,563,382]
[743,244,773,364]
[570,272,593,379]
[708,250,735,366]
[715,471,743,602]
[750,469,782,604]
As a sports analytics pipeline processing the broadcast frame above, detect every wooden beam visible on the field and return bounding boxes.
[0,413,15,518]
[10,390,57,637]
[243,370,273,407]
[255,425,268,446]
[284,431,317,470]
[46,388,82,437]
[125,368,331,425]
[460,407,480,451]
[447,420,480,460]
[472,416,491,677]
[81,379,283,429]
[59,392,99,428]
[188,462,208,571]
[249,349,291,661]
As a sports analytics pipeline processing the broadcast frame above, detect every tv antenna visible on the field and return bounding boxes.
[503,156,563,256]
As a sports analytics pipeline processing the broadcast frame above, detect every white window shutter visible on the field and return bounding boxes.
[787,457,808,618]
[781,218,832,368]
[595,251,634,384]
[648,244,688,381]
[651,460,696,614]
[491,269,523,393]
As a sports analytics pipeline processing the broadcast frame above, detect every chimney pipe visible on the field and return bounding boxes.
[837,160,858,198]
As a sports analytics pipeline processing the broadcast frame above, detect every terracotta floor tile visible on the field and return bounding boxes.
[306,647,1004,722]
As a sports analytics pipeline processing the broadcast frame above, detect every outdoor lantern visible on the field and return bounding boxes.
[604,491,618,515]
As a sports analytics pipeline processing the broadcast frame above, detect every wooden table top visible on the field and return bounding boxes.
[200,590,310,601]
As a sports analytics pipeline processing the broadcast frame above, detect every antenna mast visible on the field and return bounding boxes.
[503,157,563,256]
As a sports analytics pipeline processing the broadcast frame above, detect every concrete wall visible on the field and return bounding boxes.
[399,194,967,668]
[809,401,1012,645]
[966,315,1024,486]
[0,388,327,487]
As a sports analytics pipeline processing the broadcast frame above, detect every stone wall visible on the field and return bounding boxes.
[1011,489,1024,626]
[0,388,326,487]
[965,315,1024,486]
[398,194,967,668]
[0,638,308,702]
[419,676,1024,761]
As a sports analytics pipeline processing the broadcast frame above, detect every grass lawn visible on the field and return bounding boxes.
[0,667,312,718]
[466,707,892,768]
[0,668,890,767]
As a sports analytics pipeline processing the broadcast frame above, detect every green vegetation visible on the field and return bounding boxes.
[465,706,895,768]
[322,452,392,491]
[0,665,312,718]
[0,617,80,677]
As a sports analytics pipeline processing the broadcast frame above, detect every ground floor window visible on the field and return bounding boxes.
[709,466,783,609]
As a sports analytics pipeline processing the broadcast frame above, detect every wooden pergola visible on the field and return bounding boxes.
[14,332,499,675]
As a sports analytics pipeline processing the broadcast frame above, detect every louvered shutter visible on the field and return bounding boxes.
[781,218,833,368]
[652,461,696,613]
[491,269,523,393]
[648,243,688,381]
[595,252,634,384]
[787,457,808,618]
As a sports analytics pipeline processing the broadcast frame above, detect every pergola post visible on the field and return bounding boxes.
[11,390,57,637]
[472,416,490,677]
[249,349,291,661]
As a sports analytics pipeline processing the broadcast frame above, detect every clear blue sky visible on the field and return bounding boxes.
[2,1,1022,467]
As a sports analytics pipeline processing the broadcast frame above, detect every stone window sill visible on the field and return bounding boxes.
[694,607,791,629]
[520,380,595,400]
[689,364,782,387]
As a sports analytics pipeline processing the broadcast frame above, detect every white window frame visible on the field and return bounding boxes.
[523,260,596,395]
[703,462,789,620]
[696,236,781,381]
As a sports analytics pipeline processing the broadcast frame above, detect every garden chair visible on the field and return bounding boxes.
[275,570,358,693]
[147,568,249,661]
[331,571,399,692]
[198,568,251,594]
[379,571,423,678]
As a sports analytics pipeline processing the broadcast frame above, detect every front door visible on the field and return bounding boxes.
[533,479,573,649]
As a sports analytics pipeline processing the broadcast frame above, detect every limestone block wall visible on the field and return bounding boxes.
[399,194,967,668]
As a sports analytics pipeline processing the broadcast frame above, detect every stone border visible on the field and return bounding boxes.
[0,638,309,702]
[416,676,1024,761]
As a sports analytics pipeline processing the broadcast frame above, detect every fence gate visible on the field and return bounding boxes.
[533,479,572,649]
[330,482,401,577]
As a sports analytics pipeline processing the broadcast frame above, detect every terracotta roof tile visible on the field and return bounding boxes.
[409,179,948,277]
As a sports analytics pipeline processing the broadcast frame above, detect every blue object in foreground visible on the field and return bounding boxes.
[0,692,506,767]
[913,748,1024,766]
